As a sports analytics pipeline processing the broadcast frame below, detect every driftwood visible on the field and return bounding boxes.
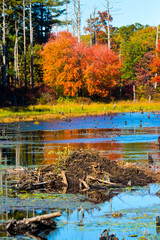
[61,171,68,186]
[79,178,90,190]
[87,175,123,188]
[5,212,62,235]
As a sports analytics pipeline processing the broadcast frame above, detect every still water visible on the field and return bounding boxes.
[0,112,160,239]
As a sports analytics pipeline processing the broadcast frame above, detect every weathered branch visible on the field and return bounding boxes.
[87,175,123,187]
[79,178,90,189]
[22,212,62,224]
[61,171,68,186]
[6,211,62,230]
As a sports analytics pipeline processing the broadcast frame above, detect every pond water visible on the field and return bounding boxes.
[0,112,160,239]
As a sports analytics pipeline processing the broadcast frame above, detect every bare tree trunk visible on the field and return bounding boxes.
[77,0,81,42]
[72,18,74,36]
[107,0,111,49]
[74,0,81,42]
[30,0,34,89]
[74,0,77,34]
[14,20,19,86]
[133,85,136,102]
[2,0,6,87]
[66,0,68,31]
[23,0,27,88]
[90,14,92,46]
[93,6,97,45]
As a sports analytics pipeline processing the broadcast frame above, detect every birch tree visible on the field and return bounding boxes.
[74,0,81,42]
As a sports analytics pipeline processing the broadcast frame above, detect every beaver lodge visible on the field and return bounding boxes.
[6,149,160,203]
[2,149,160,237]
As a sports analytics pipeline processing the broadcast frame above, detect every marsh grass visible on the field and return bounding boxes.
[0,100,160,122]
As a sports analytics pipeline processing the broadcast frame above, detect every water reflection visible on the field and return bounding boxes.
[0,127,159,167]
[0,113,160,239]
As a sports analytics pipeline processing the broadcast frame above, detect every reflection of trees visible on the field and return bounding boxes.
[42,129,124,165]
[0,130,43,168]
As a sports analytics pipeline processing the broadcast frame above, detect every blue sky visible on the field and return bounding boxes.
[58,0,160,34]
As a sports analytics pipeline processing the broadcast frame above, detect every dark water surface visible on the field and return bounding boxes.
[0,112,160,239]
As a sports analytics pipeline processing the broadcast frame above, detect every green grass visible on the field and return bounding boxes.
[0,100,160,122]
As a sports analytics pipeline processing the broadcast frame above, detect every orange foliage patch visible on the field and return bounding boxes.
[41,31,121,97]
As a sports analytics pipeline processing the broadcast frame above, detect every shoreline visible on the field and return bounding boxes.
[0,100,160,123]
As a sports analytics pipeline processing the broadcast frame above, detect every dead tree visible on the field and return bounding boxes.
[30,0,34,89]
[93,6,97,45]
[14,19,19,86]
[107,0,111,49]
[90,14,92,46]
[74,0,81,42]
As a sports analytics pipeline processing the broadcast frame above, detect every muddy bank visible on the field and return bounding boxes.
[7,149,160,203]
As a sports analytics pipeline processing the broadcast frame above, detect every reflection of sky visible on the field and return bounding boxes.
[41,134,159,144]
[17,112,160,131]
[45,184,160,240]
[0,113,160,239]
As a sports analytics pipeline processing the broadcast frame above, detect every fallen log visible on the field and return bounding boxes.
[5,212,62,235]
[20,211,62,225]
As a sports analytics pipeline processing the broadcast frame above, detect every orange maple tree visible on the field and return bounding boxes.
[41,31,87,96]
[84,44,121,97]
[41,31,121,97]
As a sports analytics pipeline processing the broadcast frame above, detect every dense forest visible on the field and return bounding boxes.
[0,0,160,106]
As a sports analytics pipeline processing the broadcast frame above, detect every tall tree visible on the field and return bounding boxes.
[30,0,34,89]
[84,10,113,45]
[23,0,27,87]
[74,0,81,42]
[14,19,19,86]
[2,0,6,87]
[106,0,110,49]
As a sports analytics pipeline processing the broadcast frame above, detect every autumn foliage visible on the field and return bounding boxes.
[84,45,120,96]
[41,32,87,96]
[41,31,121,97]
[150,41,160,84]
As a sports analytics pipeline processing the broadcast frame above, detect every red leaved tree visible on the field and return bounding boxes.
[84,44,121,97]
[150,41,160,85]
[42,31,121,98]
